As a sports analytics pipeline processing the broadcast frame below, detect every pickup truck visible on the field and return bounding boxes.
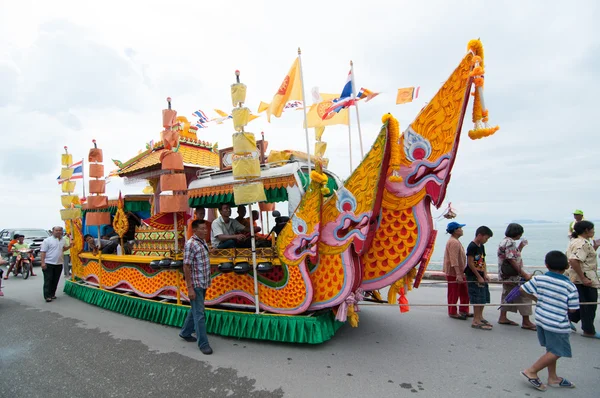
[0,228,51,265]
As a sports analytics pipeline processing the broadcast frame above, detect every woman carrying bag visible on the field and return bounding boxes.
[497,223,536,330]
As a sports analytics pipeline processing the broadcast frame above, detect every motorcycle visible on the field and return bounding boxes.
[14,248,34,279]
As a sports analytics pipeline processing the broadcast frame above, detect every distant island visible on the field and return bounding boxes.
[511,219,559,224]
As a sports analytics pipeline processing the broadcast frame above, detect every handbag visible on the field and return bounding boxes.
[500,259,519,277]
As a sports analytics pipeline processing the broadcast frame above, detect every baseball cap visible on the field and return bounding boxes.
[446,222,466,233]
[573,209,584,215]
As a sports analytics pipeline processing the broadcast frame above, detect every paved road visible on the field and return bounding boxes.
[1,268,598,397]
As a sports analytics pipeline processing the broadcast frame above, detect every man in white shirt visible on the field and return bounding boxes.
[211,204,251,249]
[40,226,70,303]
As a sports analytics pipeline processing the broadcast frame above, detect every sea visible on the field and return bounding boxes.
[427,223,573,273]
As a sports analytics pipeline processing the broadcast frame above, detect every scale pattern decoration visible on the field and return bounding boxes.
[309,127,388,309]
[360,50,475,290]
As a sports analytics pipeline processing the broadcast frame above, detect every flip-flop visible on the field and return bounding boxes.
[498,320,519,326]
[45,298,52,303]
[521,371,547,391]
[481,319,491,325]
[521,325,537,331]
[471,323,493,331]
[548,378,575,388]
[449,314,467,320]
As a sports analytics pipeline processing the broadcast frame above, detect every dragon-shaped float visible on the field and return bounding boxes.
[63,40,498,344]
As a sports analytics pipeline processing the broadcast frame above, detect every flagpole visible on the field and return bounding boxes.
[81,158,86,200]
[350,61,364,159]
[297,47,312,185]
[347,109,353,175]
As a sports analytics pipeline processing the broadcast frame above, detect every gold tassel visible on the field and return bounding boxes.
[371,290,383,301]
[467,39,499,140]
[387,279,403,304]
[347,305,359,328]
[406,268,417,292]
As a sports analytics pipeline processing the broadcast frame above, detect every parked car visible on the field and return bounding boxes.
[0,228,50,265]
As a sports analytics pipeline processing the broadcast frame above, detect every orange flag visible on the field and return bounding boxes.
[396,86,420,105]
[261,58,303,122]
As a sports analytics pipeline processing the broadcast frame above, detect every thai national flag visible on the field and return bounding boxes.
[57,160,83,184]
[193,109,209,122]
[193,109,210,129]
[339,70,353,99]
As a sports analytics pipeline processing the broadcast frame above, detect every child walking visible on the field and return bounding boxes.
[465,226,494,330]
[520,250,579,391]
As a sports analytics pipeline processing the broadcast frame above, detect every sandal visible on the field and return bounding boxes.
[548,378,575,388]
[521,371,546,391]
[471,323,493,331]
[45,298,52,303]
[449,314,467,320]
[498,320,519,326]
[581,332,600,339]
[521,325,537,331]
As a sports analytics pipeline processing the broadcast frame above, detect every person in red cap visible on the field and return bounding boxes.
[443,222,471,320]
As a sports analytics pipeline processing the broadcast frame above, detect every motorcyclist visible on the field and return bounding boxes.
[11,235,36,277]
[4,234,19,279]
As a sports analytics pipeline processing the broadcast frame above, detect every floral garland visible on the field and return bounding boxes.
[382,113,403,182]
[467,40,500,140]
[310,169,330,195]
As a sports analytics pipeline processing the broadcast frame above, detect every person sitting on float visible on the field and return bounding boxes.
[211,203,252,249]
[83,234,119,255]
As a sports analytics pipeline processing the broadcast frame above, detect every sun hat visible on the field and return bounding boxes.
[446,222,466,233]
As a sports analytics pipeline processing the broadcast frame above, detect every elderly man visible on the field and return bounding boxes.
[40,226,71,302]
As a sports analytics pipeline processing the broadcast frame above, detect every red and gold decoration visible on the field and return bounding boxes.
[158,97,189,255]
[86,140,111,228]
[112,191,129,252]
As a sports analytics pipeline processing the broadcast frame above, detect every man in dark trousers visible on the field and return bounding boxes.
[40,226,71,303]
[179,219,213,355]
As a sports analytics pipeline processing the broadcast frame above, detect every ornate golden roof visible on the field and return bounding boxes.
[117,138,219,176]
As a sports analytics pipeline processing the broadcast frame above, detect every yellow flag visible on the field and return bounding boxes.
[257,101,270,113]
[305,93,349,128]
[214,109,229,118]
[396,87,416,104]
[264,58,303,122]
[315,126,325,141]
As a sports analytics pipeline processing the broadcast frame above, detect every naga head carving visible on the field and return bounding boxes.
[320,187,370,254]
[276,185,321,266]
[385,52,474,208]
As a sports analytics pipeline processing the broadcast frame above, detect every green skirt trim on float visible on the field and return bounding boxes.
[64,280,344,344]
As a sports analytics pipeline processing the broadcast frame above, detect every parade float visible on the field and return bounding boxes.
[63,40,498,343]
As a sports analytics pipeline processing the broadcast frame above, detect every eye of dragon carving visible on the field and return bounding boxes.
[403,127,432,162]
[291,215,309,235]
[336,187,357,213]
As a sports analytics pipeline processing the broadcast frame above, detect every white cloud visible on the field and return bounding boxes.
[0,0,599,229]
